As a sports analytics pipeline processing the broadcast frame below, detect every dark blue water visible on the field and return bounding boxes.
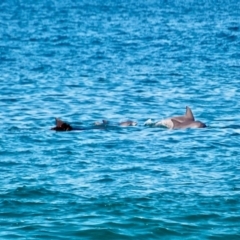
[0,0,240,239]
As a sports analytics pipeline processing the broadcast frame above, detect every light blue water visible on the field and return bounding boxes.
[0,0,240,239]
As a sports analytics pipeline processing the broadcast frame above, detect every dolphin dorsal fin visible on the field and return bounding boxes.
[55,118,64,127]
[102,120,108,125]
[185,106,195,121]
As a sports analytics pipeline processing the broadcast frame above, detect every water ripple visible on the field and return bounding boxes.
[0,0,240,239]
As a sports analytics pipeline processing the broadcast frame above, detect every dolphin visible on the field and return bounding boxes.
[155,106,194,126]
[51,118,84,131]
[155,106,206,129]
[165,119,206,129]
[119,120,137,127]
[94,120,137,127]
[94,120,109,126]
[171,106,195,122]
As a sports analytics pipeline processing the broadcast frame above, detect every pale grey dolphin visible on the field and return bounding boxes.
[94,120,109,126]
[155,106,206,129]
[155,106,194,126]
[119,120,137,127]
[94,120,137,127]
[168,119,206,129]
[171,106,195,122]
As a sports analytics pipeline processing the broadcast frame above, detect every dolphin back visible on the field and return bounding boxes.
[171,119,206,129]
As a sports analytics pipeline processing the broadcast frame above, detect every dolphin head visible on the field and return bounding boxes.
[194,121,207,128]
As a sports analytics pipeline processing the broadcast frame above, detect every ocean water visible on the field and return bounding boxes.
[0,0,240,239]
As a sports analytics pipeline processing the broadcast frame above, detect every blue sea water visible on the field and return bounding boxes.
[0,0,240,239]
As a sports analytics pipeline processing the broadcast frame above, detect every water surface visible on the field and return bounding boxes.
[0,0,240,239]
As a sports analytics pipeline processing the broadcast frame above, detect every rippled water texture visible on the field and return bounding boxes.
[0,0,240,239]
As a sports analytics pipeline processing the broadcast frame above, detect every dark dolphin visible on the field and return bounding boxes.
[51,118,84,131]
